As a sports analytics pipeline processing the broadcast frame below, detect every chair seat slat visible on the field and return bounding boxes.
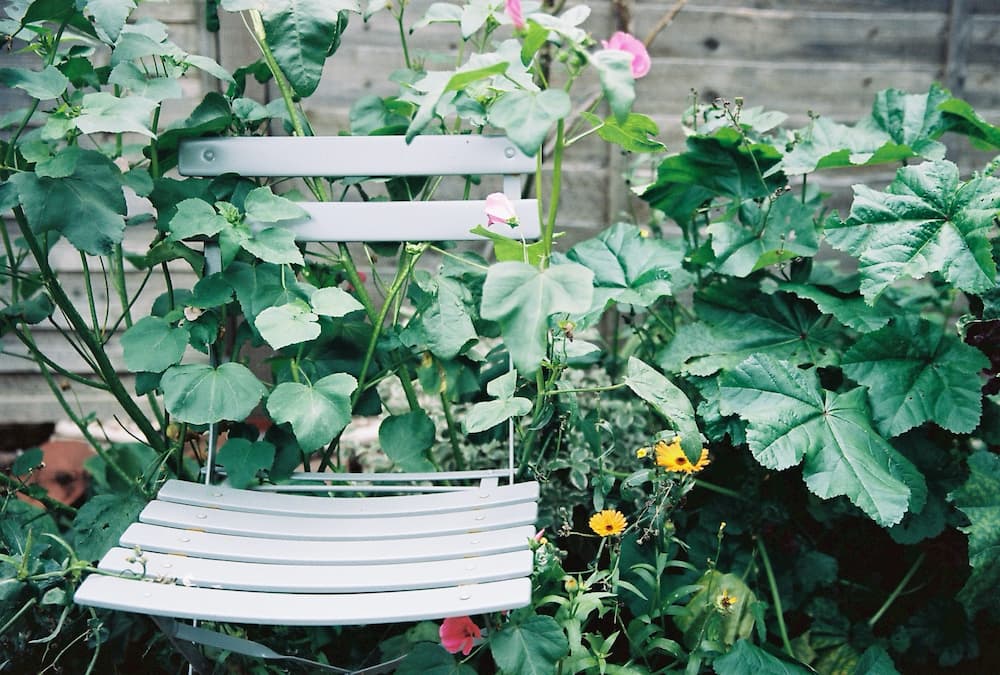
[158,479,539,517]
[97,548,533,593]
[119,523,536,564]
[74,575,532,625]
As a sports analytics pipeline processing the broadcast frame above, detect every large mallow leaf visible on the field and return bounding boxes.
[10,148,126,255]
[120,316,189,373]
[404,275,478,360]
[161,362,266,424]
[0,65,69,99]
[481,261,594,375]
[781,85,951,175]
[950,451,1000,617]
[827,160,1000,303]
[658,290,839,377]
[490,614,568,675]
[641,130,784,226]
[267,373,356,452]
[261,0,358,98]
[719,354,926,527]
[714,639,812,675]
[487,89,571,156]
[563,223,681,317]
[708,192,820,277]
[624,357,701,460]
[465,370,532,434]
[226,261,313,322]
[841,316,989,437]
[243,186,309,224]
[75,91,158,137]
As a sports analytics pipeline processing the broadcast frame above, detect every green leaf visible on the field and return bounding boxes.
[0,65,69,99]
[470,225,550,266]
[642,131,784,225]
[254,301,320,350]
[465,370,532,433]
[719,355,925,526]
[487,89,571,156]
[940,96,1000,150]
[564,223,678,314]
[871,85,950,159]
[378,410,436,472]
[714,639,811,675]
[708,192,820,278]
[396,643,476,675]
[311,286,364,317]
[490,614,569,675]
[852,645,900,675]
[190,273,233,308]
[827,160,1000,302]
[120,316,190,373]
[589,49,635,122]
[950,451,1000,617]
[581,111,665,153]
[227,261,312,321]
[243,186,309,223]
[216,438,276,488]
[624,357,701,459]
[161,362,266,424]
[480,261,593,375]
[75,91,158,137]
[261,0,358,98]
[10,148,126,255]
[405,275,478,360]
[0,291,54,325]
[658,291,837,376]
[841,317,989,436]
[267,374,356,452]
[676,571,757,650]
[71,493,146,561]
[239,226,305,265]
[165,198,229,241]
[83,0,135,42]
[11,448,43,476]
[775,282,893,333]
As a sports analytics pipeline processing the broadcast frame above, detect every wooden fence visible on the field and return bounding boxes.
[1,0,998,423]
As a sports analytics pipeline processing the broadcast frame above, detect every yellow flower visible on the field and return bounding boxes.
[654,437,710,473]
[589,509,627,537]
[636,447,649,459]
[716,588,738,612]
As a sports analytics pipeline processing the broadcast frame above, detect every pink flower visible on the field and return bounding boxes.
[505,0,525,30]
[601,32,651,78]
[485,192,519,227]
[439,616,482,656]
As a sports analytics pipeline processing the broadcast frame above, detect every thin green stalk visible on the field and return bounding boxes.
[544,382,627,396]
[868,552,925,628]
[0,472,77,517]
[78,253,102,335]
[9,329,111,391]
[756,537,795,659]
[0,598,36,637]
[110,244,133,330]
[14,208,165,453]
[0,214,20,302]
[440,391,466,471]
[394,4,411,70]
[542,119,566,265]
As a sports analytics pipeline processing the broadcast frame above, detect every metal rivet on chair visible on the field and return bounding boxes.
[212,492,223,497]
[163,562,173,569]
[179,536,190,542]
[202,149,215,161]
[459,590,471,600]
[470,538,480,545]
[504,147,516,158]
[196,513,208,519]
[478,492,490,499]
[474,514,485,521]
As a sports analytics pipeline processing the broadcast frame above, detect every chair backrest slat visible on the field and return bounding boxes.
[179,135,535,177]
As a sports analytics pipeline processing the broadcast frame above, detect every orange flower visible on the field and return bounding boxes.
[589,509,627,537]
[654,437,710,473]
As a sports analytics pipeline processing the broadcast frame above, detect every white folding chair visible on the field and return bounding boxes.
[73,135,542,673]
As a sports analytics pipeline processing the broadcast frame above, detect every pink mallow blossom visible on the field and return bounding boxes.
[440,616,482,656]
[485,192,519,227]
[505,0,525,30]
[601,31,651,78]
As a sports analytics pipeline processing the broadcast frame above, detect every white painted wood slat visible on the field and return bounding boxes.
[139,499,538,540]
[158,478,539,517]
[74,575,532,625]
[97,548,533,593]
[119,523,536,564]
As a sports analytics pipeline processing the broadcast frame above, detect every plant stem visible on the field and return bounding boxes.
[756,537,795,659]
[542,119,566,265]
[440,391,466,471]
[545,382,627,396]
[868,552,925,628]
[0,473,77,517]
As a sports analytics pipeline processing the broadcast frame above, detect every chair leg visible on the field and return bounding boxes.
[150,616,211,674]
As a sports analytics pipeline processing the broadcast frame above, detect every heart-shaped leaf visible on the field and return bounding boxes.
[267,374,356,451]
[254,302,320,350]
[120,316,189,373]
[311,286,364,317]
[378,410,436,472]
[490,615,568,675]
[217,438,276,489]
[244,186,309,224]
[165,198,229,241]
[161,362,266,424]
[487,89,571,156]
[589,49,635,122]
